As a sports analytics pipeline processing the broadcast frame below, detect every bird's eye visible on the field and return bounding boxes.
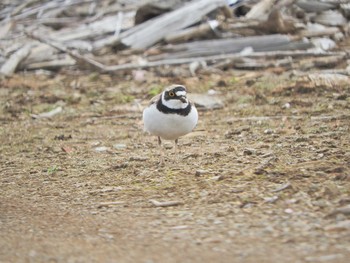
[168,91,175,97]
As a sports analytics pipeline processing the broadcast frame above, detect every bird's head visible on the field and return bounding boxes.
[162,85,188,109]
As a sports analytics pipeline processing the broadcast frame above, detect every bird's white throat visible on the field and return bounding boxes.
[161,92,188,109]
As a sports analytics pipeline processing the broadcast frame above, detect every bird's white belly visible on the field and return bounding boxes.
[143,104,198,140]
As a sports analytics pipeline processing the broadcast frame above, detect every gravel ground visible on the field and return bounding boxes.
[1,70,349,263]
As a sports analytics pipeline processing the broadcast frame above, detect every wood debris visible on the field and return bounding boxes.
[271,182,292,192]
[31,106,63,119]
[149,199,183,207]
[0,0,350,75]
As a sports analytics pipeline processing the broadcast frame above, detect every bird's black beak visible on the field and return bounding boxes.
[179,96,187,103]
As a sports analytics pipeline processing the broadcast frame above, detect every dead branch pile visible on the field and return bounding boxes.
[0,0,349,76]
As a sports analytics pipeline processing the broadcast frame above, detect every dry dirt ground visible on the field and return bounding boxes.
[0,68,350,263]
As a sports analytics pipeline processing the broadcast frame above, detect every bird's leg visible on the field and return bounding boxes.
[174,138,180,161]
[158,136,165,165]
[174,139,179,154]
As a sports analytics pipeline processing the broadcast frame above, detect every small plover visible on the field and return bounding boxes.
[143,84,198,155]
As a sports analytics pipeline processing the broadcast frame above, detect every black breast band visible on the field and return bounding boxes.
[156,99,192,116]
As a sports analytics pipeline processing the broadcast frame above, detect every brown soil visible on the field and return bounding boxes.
[1,69,349,263]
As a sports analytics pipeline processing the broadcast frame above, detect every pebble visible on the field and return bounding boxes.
[243,148,256,155]
[264,196,279,203]
[94,146,109,152]
[195,169,207,177]
[282,102,291,109]
[114,143,127,150]
[163,143,173,149]
[188,93,224,109]
[264,129,274,134]
[284,208,294,214]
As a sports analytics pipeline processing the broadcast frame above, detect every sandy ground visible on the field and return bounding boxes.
[0,69,349,263]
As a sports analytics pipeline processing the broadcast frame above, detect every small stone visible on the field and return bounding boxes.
[195,169,207,177]
[91,141,101,146]
[282,102,291,109]
[189,93,224,109]
[285,198,298,204]
[264,129,274,134]
[224,130,235,139]
[284,208,294,214]
[317,153,324,158]
[264,196,279,203]
[243,148,255,155]
[212,174,225,181]
[114,143,127,150]
[163,143,173,149]
[94,146,109,152]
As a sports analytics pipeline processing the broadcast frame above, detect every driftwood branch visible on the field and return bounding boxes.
[148,34,313,61]
[22,31,349,73]
[102,50,347,72]
[246,0,275,19]
[164,20,220,44]
[9,0,94,21]
[0,44,32,76]
[26,31,106,71]
[93,0,227,51]
[149,199,183,207]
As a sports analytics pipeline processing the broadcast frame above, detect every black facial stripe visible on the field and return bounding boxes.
[173,86,186,93]
[156,99,192,116]
[164,86,187,101]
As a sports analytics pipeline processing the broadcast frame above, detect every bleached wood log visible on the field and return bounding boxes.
[245,0,275,19]
[300,27,340,38]
[0,44,32,76]
[26,32,105,71]
[214,57,293,70]
[314,10,347,27]
[296,0,336,13]
[24,56,76,70]
[148,35,312,61]
[50,15,126,42]
[0,21,14,39]
[93,0,227,51]
[101,50,346,72]
[10,0,94,21]
[164,20,220,44]
[149,199,183,207]
[25,31,346,73]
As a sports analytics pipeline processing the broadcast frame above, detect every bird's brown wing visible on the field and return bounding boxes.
[148,93,161,106]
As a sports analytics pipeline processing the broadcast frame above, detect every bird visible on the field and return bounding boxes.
[143,84,198,160]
